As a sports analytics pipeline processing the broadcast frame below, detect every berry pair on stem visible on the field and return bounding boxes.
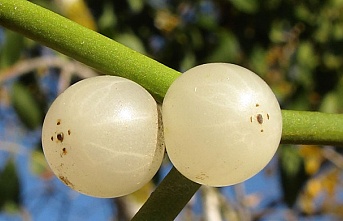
[42,63,282,198]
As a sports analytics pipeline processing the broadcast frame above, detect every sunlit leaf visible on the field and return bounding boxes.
[127,0,144,13]
[98,2,117,36]
[322,169,339,196]
[228,0,259,14]
[115,33,146,54]
[297,41,318,70]
[295,4,315,23]
[332,22,343,40]
[320,92,339,113]
[56,0,97,30]
[299,179,321,214]
[269,20,289,43]
[299,145,324,175]
[306,179,322,198]
[314,20,331,43]
[293,41,317,91]
[323,52,342,70]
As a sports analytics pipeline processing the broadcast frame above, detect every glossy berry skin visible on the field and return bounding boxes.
[42,76,164,198]
[162,63,282,186]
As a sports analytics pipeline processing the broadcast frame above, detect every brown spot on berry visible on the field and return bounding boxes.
[51,136,54,141]
[59,175,73,187]
[60,147,67,157]
[68,130,71,135]
[57,119,61,125]
[57,133,64,142]
[267,113,270,120]
[196,172,209,180]
[257,114,263,124]
[256,103,260,107]
[250,116,253,122]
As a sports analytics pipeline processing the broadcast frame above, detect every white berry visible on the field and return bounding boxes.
[42,76,164,198]
[162,63,282,186]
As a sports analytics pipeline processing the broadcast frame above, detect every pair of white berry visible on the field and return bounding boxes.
[42,63,282,198]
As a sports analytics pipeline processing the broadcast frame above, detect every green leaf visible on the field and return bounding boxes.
[0,30,24,68]
[0,159,20,212]
[297,41,318,70]
[228,0,259,14]
[115,33,146,54]
[323,52,341,70]
[180,51,196,72]
[337,77,343,112]
[250,46,267,77]
[98,2,117,36]
[11,82,43,129]
[30,149,50,177]
[127,0,144,13]
[320,92,339,113]
[205,30,240,63]
[314,20,331,43]
[269,20,290,43]
[295,4,315,23]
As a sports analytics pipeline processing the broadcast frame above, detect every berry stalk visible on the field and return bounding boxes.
[281,110,343,146]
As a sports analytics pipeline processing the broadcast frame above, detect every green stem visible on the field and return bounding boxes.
[0,0,180,102]
[131,167,201,221]
[1,1,343,146]
[281,110,343,146]
[1,1,343,221]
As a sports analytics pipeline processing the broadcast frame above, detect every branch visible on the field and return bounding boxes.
[0,56,97,93]
[131,167,200,220]
[281,110,343,146]
[2,0,342,146]
[0,0,180,102]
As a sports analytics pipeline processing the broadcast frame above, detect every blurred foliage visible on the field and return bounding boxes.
[0,31,24,68]
[11,80,44,129]
[279,145,308,207]
[1,0,343,220]
[30,149,54,180]
[0,159,20,213]
[56,0,97,30]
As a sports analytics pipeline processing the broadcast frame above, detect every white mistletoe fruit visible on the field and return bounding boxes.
[42,76,164,198]
[162,63,282,186]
